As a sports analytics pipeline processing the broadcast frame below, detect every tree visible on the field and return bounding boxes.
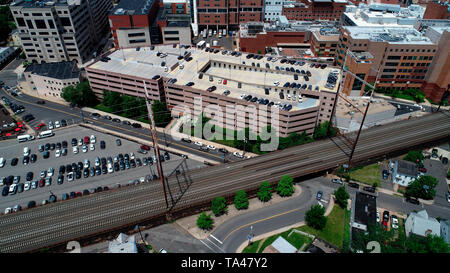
[234,190,249,210]
[313,121,336,140]
[211,196,227,216]
[197,212,213,230]
[61,80,98,107]
[403,150,424,163]
[0,6,14,44]
[405,175,438,200]
[406,234,449,253]
[334,186,350,209]
[257,181,272,202]
[152,100,172,127]
[102,90,122,111]
[305,204,327,230]
[276,174,294,197]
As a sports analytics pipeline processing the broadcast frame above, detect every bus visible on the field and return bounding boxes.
[197,40,206,49]
[17,134,35,142]
[38,130,54,139]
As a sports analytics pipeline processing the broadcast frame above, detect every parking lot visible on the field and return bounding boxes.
[0,126,203,213]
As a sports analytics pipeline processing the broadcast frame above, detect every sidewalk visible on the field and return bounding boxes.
[374,93,450,111]
[234,191,335,253]
[175,184,303,240]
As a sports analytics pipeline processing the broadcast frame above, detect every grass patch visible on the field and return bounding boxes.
[242,228,313,253]
[349,163,381,187]
[93,103,113,113]
[342,209,351,252]
[298,205,346,248]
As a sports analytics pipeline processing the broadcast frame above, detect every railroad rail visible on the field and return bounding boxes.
[1,112,449,252]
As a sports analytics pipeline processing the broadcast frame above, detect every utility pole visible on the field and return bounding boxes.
[144,82,169,209]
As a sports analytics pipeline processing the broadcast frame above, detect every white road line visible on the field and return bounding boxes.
[206,237,225,253]
[209,234,223,244]
[199,239,217,253]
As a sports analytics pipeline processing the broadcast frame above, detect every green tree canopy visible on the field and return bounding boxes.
[305,204,327,230]
[313,121,337,140]
[403,150,424,163]
[334,186,350,209]
[152,100,172,127]
[257,181,272,202]
[276,174,294,197]
[406,234,449,253]
[405,175,438,200]
[211,196,227,216]
[197,212,214,230]
[234,190,249,210]
[61,80,98,107]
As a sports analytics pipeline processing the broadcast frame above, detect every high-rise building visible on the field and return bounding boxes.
[10,0,113,64]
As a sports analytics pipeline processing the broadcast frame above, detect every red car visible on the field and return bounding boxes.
[76,192,82,197]
[419,167,427,173]
[140,145,151,151]
[39,179,45,188]
[381,220,388,230]
[35,123,46,130]
[84,136,90,144]
[223,79,227,85]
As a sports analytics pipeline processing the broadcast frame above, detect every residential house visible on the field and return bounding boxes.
[391,159,420,188]
[405,210,440,238]
[440,219,450,244]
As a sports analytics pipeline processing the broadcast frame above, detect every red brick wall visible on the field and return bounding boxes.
[240,31,307,53]
[423,2,450,19]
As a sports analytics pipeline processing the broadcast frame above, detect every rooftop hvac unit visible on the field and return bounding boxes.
[346,103,351,107]
[349,111,354,116]
[363,102,367,106]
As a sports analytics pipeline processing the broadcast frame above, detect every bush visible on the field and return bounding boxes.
[197,212,213,230]
[403,150,424,163]
[305,205,327,230]
[334,186,350,209]
[257,181,272,202]
[405,175,438,200]
[234,190,249,210]
[276,175,294,197]
[211,196,227,216]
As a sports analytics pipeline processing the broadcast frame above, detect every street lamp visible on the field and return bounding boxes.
[248,225,254,246]
[243,138,248,157]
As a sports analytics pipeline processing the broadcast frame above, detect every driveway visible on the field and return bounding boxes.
[423,158,449,207]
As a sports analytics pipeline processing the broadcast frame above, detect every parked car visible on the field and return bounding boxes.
[100,141,106,149]
[391,215,399,229]
[116,139,122,146]
[316,191,323,201]
[383,210,390,222]
[405,196,420,205]
[376,211,380,223]
[348,182,359,189]
[363,186,376,193]
[331,178,343,185]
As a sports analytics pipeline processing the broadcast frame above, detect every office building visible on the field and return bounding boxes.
[282,0,349,22]
[10,0,113,64]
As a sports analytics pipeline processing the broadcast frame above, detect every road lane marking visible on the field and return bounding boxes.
[209,234,223,244]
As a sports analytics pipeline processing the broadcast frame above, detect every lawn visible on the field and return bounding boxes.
[298,205,347,249]
[349,163,381,187]
[242,228,313,253]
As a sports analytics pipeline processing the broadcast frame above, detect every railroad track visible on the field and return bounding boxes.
[0,112,449,252]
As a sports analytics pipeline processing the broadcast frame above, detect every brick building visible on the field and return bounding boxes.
[423,1,450,19]
[196,0,264,32]
[282,0,349,21]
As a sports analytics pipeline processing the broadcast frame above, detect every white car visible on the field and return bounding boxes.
[55,121,61,128]
[376,211,380,223]
[31,180,38,189]
[9,184,17,194]
[107,164,114,173]
[82,145,88,153]
[273,81,280,86]
[67,172,74,182]
[73,146,79,154]
[139,177,146,183]
[4,207,12,214]
[90,143,95,151]
[78,138,83,146]
[84,159,90,168]
[55,149,61,157]
[45,177,51,186]
[95,157,100,167]
[23,147,30,156]
[233,152,244,158]
[0,157,5,168]
[240,94,246,99]
[194,141,203,146]
[130,152,135,160]
[90,135,96,143]
[47,167,54,177]
[48,121,54,129]
[391,215,399,229]
[40,170,47,178]
[24,182,31,191]
[207,145,216,150]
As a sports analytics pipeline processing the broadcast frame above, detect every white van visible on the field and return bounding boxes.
[17,134,35,142]
[38,130,54,139]
[0,157,5,168]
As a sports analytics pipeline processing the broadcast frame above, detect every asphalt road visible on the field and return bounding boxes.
[205,176,450,253]
[0,87,241,163]
[0,126,203,212]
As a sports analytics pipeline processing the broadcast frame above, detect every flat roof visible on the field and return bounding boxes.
[336,97,396,118]
[24,60,80,80]
[87,45,342,112]
[344,26,434,44]
[354,191,377,227]
[111,0,155,15]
